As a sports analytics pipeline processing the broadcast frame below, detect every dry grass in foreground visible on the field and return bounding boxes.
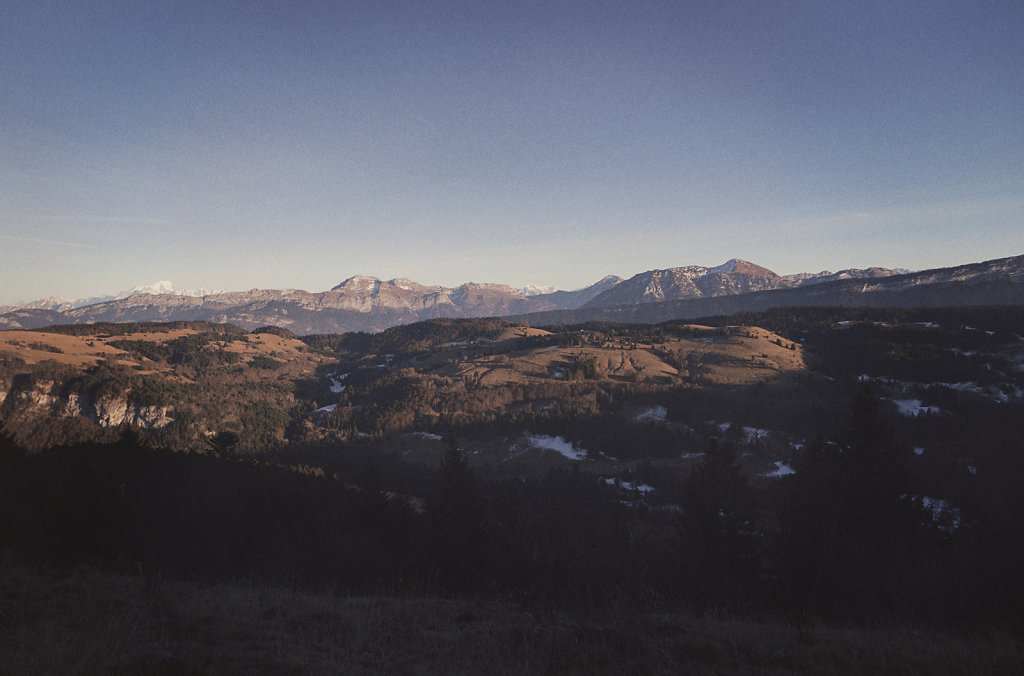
[1,561,1020,675]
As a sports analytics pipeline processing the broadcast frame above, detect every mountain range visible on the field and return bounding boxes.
[0,280,223,314]
[1,255,1021,335]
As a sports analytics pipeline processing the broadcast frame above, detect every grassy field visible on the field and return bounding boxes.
[2,560,1020,675]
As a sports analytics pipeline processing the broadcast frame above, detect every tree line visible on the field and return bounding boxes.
[3,385,1022,627]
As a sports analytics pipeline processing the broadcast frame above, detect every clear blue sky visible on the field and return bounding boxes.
[2,0,1022,304]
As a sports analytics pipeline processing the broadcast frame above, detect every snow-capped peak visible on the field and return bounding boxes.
[708,259,739,275]
[117,281,219,299]
[122,280,177,297]
[518,284,558,296]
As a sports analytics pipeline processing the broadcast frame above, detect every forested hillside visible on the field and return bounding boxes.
[2,308,1024,670]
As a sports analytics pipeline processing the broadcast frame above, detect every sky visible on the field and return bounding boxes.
[2,0,1022,305]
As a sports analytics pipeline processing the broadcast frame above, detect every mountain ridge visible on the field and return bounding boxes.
[2,255,1020,334]
[514,255,1024,326]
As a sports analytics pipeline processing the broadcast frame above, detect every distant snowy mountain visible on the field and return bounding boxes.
[3,281,222,314]
[517,284,558,296]
[2,256,1019,335]
[116,281,222,299]
[527,275,624,310]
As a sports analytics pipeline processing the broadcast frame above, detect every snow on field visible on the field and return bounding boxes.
[328,372,349,393]
[858,374,900,384]
[603,477,655,493]
[415,432,443,441]
[680,452,706,460]
[761,461,795,478]
[312,404,337,416]
[635,405,667,423]
[523,434,588,461]
[859,374,1022,404]
[939,381,1024,403]
[717,423,770,443]
[889,399,941,416]
[921,496,961,532]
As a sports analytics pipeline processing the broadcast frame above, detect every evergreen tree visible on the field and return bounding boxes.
[424,439,490,590]
[676,438,759,605]
[779,386,924,616]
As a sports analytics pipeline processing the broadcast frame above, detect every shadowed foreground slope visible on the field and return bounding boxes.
[3,561,1020,676]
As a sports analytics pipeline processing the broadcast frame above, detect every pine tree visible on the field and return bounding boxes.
[780,386,924,616]
[424,439,490,590]
[676,438,758,605]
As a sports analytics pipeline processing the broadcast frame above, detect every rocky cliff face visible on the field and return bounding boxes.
[6,381,173,431]
[584,260,785,308]
[583,260,909,308]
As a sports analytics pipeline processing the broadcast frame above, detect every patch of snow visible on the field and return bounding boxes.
[603,477,656,493]
[708,259,738,275]
[921,496,961,532]
[914,447,925,456]
[680,452,706,460]
[889,399,941,416]
[915,322,940,328]
[717,423,770,443]
[328,372,349,393]
[635,405,667,423]
[523,434,588,461]
[967,465,977,476]
[517,284,558,296]
[415,432,443,441]
[761,461,795,478]
[312,404,337,416]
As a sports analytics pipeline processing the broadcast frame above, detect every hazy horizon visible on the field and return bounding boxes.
[3,1,1022,306]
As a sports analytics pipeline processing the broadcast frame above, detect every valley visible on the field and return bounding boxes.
[3,306,1024,672]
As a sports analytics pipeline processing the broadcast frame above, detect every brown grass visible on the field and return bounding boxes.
[0,328,327,380]
[2,561,1019,675]
[427,328,805,390]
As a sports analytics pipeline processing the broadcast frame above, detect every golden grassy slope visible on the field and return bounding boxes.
[0,328,327,380]
[422,326,805,388]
